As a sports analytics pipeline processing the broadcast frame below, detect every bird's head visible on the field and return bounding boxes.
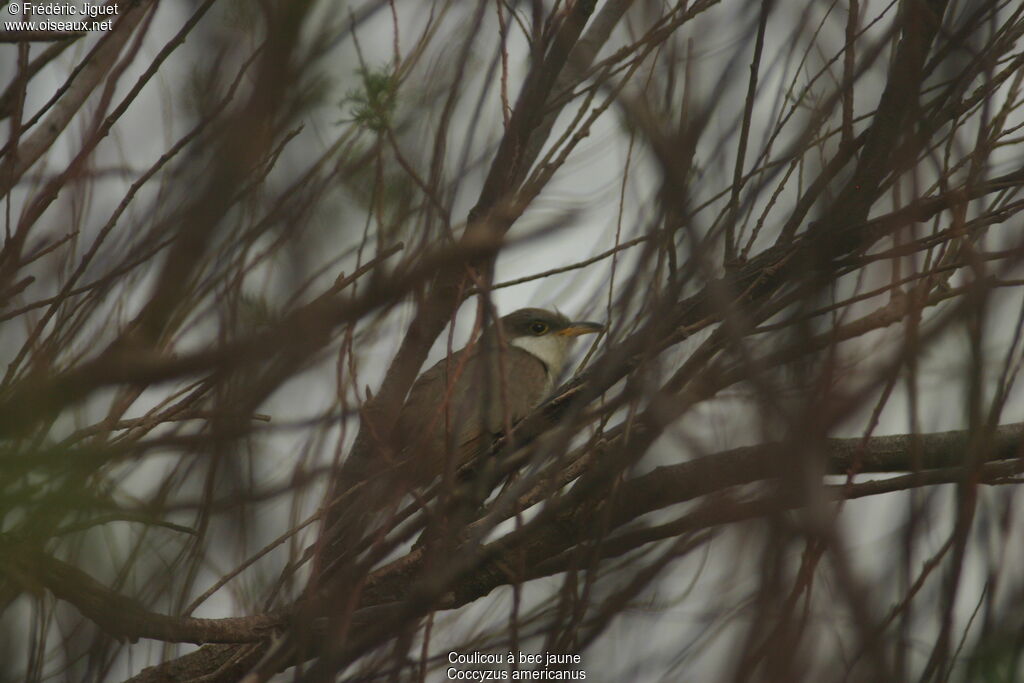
[499,308,604,377]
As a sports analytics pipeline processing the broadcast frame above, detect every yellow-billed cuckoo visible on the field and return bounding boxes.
[319,308,602,570]
[394,308,604,484]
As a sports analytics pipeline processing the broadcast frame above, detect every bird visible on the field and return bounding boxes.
[318,308,603,568]
[390,307,604,549]
[392,307,604,486]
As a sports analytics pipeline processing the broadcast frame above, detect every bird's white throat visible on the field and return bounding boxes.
[510,334,572,383]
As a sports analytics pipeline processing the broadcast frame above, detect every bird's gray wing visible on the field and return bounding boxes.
[478,346,549,434]
[394,345,549,481]
[456,346,550,480]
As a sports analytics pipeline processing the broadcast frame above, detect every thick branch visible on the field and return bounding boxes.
[362,422,1024,606]
[15,553,284,644]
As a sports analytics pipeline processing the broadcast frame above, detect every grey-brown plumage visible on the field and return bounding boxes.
[319,308,602,568]
[392,308,603,486]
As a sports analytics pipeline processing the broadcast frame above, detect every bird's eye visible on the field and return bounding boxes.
[530,321,548,335]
